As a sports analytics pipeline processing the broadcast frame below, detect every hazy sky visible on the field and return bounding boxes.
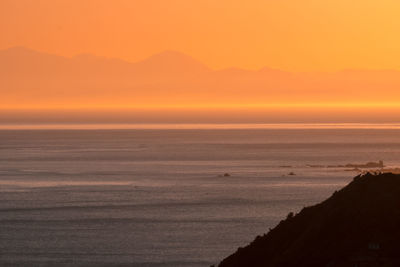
[1,0,400,71]
[2,0,400,123]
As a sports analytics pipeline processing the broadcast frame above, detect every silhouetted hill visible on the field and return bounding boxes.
[219,173,400,267]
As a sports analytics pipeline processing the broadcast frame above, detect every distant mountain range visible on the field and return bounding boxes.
[1,46,400,108]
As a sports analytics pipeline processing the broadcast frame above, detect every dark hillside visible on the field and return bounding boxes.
[219,173,400,267]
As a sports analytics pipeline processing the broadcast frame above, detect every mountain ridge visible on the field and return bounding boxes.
[2,46,400,108]
[5,46,400,73]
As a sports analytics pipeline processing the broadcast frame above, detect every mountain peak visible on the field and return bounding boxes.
[135,50,210,74]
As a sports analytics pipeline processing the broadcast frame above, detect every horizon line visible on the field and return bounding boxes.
[2,122,400,130]
[2,102,400,111]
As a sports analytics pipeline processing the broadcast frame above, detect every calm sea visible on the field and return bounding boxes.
[1,125,400,266]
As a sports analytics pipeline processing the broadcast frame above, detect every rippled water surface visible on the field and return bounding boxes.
[1,128,400,266]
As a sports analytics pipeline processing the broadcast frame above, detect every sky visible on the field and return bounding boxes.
[1,0,400,123]
[1,0,400,71]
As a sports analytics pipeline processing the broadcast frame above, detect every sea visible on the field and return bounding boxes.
[1,124,400,266]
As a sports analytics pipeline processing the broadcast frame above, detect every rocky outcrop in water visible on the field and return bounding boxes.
[344,160,384,168]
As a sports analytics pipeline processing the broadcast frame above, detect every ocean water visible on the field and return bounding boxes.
[1,127,400,266]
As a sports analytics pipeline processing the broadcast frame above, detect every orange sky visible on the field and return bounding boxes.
[1,0,400,123]
[1,0,400,71]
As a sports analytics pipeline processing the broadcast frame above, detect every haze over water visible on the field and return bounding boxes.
[1,125,400,266]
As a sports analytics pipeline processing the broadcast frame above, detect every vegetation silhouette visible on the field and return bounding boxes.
[219,173,400,267]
